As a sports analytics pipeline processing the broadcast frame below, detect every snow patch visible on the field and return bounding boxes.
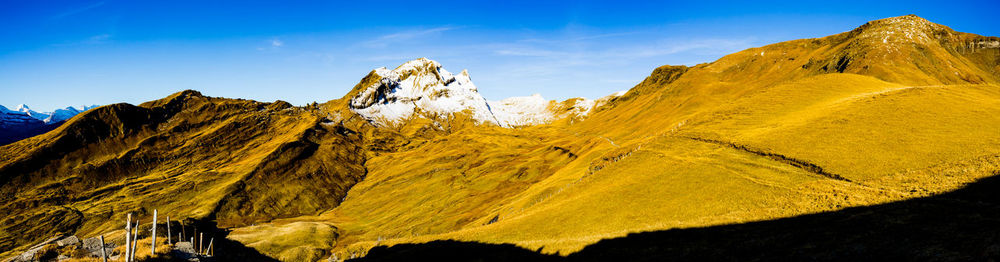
[44,105,99,123]
[2,104,98,124]
[490,94,554,126]
[349,58,499,126]
[348,58,631,127]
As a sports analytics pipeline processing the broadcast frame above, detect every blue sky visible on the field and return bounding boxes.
[1,0,998,111]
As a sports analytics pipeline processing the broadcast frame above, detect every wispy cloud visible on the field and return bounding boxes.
[516,32,638,45]
[478,33,758,90]
[50,34,112,46]
[361,27,456,48]
[490,36,756,62]
[326,27,761,100]
[257,38,285,51]
[612,38,757,59]
[51,1,106,20]
[493,48,564,57]
[84,34,112,44]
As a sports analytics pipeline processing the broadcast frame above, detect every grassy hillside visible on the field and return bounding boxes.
[308,15,1000,258]
[0,91,366,257]
[316,77,999,257]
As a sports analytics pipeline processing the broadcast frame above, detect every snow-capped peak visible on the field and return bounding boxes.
[347,58,630,128]
[44,105,98,123]
[2,104,99,124]
[13,104,50,122]
[490,94,553,126]
[349,58,499,126]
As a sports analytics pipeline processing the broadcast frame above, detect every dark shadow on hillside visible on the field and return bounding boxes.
[355,240,562,262]
[351,174,1000,261]
[153,218,279,262]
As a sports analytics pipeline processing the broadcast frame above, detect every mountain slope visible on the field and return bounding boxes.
[706,14,999,87]
[310,15,1000,257]
[0,91,366,255]
[0,105,50,145]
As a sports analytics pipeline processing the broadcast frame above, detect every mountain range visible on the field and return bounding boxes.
[2,15,999,261]
[343,57,620,128]
[0,104,98,146]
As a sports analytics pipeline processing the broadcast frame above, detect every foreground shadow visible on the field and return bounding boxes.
[163,218,280,262]
[353,174,1000,261]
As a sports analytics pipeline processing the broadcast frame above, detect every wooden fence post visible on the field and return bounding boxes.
[151,209,157,255]
[100,235,108,262]
[130,221,138,262]
[125,214,131,262]
[166,216,171,245]
[205,238,213,256]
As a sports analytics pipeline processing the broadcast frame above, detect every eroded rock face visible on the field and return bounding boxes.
[80,237,115,258]
[9,236,59,262]
[345,58,620,127]
[348,58,499,126]
[53,236,78,248]
[7,235,116,262]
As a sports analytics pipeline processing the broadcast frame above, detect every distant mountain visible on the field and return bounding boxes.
[0,105,47,145]
[0,104,98,145]
[346,57,624,127]
[44,105,99,123]
[13,104,50,122]
[347,58,500,126]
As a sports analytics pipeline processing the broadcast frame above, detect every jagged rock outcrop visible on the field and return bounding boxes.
[345,58,624,127]
[5,235,116,262]
[348,58,499,126]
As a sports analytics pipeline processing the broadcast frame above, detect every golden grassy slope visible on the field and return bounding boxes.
[228,221,339,261]
[304,77,1000,259]
[256,15,999,259]
[682,74,1000,183]
[0,91,366,257]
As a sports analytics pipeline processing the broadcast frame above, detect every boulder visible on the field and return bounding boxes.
[81,237,100,250]
[174,241,196,254]
[172,241,198,260]
[80,237,114,258]
[9,236,60,262]
[54,236,79,247]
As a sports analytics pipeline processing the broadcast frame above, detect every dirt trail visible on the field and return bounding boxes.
[684,136,852,182]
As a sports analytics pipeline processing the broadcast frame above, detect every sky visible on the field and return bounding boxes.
[1,0,998,112]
